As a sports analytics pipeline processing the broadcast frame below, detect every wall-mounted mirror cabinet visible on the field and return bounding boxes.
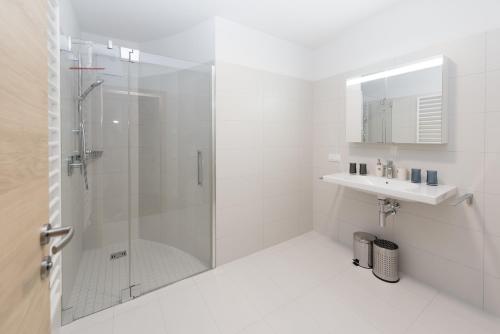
[345,56,448,144]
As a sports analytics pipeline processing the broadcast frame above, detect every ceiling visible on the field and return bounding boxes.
[71,0,404,48]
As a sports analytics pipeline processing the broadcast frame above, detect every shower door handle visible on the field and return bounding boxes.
[197,150,203,186]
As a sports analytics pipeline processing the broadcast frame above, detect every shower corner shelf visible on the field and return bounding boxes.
[86,149,103,160]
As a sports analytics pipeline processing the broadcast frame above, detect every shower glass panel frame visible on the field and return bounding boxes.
[60,40,215,324]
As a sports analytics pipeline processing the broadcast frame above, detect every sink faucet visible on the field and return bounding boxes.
[386,160,394,179]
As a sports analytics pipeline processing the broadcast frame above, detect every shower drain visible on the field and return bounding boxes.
[110,250,127,260]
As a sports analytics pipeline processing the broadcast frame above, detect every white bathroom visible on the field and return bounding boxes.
[2,0,500,333]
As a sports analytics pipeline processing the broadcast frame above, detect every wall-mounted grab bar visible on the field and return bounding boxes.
[448,193,473,206]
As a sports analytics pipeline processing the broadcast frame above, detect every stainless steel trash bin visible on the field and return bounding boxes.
[353,232,377,268]
[372,239,399,283]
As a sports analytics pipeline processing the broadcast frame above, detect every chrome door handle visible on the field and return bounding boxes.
[40,223,74,254]
[197,150,203,186]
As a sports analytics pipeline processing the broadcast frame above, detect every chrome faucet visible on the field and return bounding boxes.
[386,160,394,179]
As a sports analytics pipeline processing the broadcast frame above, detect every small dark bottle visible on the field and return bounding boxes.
[359,163,367,175]
[349,162,357,174]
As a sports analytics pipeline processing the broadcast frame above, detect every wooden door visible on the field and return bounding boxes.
[0,0,50,333]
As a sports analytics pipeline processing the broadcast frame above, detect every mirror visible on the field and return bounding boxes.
[345,56,447,144]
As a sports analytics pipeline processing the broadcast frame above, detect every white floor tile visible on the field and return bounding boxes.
[237,321,276,334]
[113,300,166,334]
[298,276,384,334]
[61,307,114,334]
[157,278,220,334]
[241,234,348,300]
[62,231,500,334]
[62,316,113,334]
[64,319,113,334]
[264,301,329,334]
[215,260,292,316]
[320,268,429,334]
[194,270,261,334]
[65,238,208,323]
[407,293,500,334]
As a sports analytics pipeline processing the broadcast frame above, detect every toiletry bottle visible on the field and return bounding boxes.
[375,159,383,177]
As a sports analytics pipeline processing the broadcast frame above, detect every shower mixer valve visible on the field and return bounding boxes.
[67,154,83,176]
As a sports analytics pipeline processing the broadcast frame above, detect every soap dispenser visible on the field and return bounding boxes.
[375,159,383,177]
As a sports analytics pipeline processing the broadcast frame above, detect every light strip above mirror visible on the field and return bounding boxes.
[346,56,444,86]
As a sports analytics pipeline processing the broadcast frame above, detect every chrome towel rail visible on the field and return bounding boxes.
[449,193,473,206]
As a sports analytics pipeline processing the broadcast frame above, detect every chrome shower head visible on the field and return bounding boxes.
[78,80,104,101]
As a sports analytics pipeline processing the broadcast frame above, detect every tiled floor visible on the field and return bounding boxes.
[64,239,208,323]
[62,232,500,334]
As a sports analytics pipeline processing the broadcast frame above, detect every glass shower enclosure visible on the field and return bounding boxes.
[60,39,214,323]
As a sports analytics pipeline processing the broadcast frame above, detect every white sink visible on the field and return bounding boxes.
[322,173,457,205]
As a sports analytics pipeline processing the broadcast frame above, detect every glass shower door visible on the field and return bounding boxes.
[61,50,133,323]
[127,60,213,296]
[61,41,214,324]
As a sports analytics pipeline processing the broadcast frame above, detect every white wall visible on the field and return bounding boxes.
[59,0,80,38]
[311,0,500,315]
[312,28,500,316]
[313,0,500,80]
[141,19,215,64]
[215,17,313,80]
[216,62,313,265]
[213,18,314,264]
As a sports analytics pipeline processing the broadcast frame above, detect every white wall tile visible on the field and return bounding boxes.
[485,112,500,152]
[310,31,499,311]
[448,73,485,114]
[447,111,485,152]
[484,233,500,278]
[485,274,500,316]
[216,202,263,240]
[216,149,262,179]
[216,176,262,209]
[216,62,313,265]
[485,193,500,236]
[394,212,483,270]
[313,97,344,125]
[217,92,263,122]
[217,121,262,149]
[486,70,500,111]
[263,217,300,248]
[485,153,500,195]
[487,29,500,71]
[398,243,483,307]
[216,229,263,265]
